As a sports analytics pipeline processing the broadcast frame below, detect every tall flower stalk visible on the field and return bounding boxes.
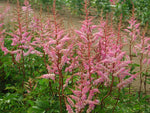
[30,0,73,112]
[95,18,137,107]
[0,0,39,92]
[134,23,150,96]
[65,1,100,112]
[124,8,140,94]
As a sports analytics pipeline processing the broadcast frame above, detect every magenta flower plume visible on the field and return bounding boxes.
[0,4,10,55]
[65,2,100,112]
[1,1,41,62]
[67,73,99,113]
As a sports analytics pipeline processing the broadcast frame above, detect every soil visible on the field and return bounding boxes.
[0,1,150,94]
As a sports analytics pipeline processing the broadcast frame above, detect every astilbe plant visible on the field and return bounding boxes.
[24,77,37,94]
[124,7,150,97]
[0,3,10,55]
[124,8,140,93]
[64,1,100,113]
[1,0,42,63]
[134,24,150,95]
[0,0,42,94]
[5,0,41,60]
[93,16,137,108]
[29,0,74,112]
[64,0,138,112]
[124,11,140,61]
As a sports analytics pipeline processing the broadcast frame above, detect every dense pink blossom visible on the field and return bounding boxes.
[66,104,74,113]
[0,1,139,113]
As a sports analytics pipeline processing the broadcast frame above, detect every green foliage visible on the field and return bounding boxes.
[129,63,140,73]
[93,88,150,113]
[95,0,111,15]
[0,49,18,94]
[40,0,65,11]
[0,93,25,112]
[28,99,60,113]
[9,0,150,25]
[66,0,85,15]
[134,0,150,25]
[114,0,133,21]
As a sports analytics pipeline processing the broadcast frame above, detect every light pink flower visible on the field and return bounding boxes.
[40,74,55,81]
[67,97,74,107]
[66,104,74,113]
